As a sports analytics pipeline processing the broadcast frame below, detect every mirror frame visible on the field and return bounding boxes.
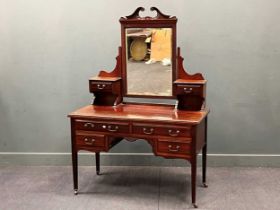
[120,7,177,99]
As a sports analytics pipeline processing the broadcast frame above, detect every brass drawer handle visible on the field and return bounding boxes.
[183,87,192,94]
[84,122,95,128]
[97,84,106,89]
[84,138,95,145]
[104,125,119,132]
[168,145,180,152]
[168,129,180,137]
[143,128,154,135]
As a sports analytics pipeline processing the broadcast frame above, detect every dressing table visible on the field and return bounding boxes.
[68,7,209,208]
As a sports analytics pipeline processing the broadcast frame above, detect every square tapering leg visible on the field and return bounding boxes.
[71,119,78,195]
[95,152,100,175]
[191,156,197,208]
[202,117,208,187]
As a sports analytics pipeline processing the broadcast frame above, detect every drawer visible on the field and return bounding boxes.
[132,123,191,137]
[175,84,203,96]
[76,133,105,147]
[75,119,129,133]
[100,123,129,133]
[90,81,113,92]
[75,120,99,131]
[157,139,191,155]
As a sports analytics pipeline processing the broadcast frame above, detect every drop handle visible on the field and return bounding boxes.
[84,122,94,128]
[143,128,154,135]
[84,138,95,145]
[168,145,180,152]
[97,84,106,89]
[183,87,192,94]
[104,125,119,132]
[168,129,180,137]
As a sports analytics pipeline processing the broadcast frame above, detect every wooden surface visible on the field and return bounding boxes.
[174,79,207,85]
[89,76,121,82]
[119,7,177,23]
[68,104,209,124]
[176,47,205,81]
[120,7,177,98]
[70,7,209,207]
[69,103,209,207]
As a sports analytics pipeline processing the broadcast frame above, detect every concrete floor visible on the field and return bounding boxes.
[0,166,279,210]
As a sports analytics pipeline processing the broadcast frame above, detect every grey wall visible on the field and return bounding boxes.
[0,0,280,165]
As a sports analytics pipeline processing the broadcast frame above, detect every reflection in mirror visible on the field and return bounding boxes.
[126,28,172,96]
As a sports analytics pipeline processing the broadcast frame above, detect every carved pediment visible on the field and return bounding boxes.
[120,7,177,22]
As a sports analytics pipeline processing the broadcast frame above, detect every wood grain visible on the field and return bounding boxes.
[68,104,209,125]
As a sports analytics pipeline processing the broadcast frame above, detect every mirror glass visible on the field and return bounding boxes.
[126,28,172,96]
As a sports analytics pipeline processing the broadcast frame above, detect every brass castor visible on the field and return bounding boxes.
[203,182,208,188]
[74,189,78,195]
[193,203,198,208]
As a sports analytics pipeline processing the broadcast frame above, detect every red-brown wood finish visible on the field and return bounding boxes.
[120,7,177,98]
[89,77,122,106]
[174,48,207,111]
[68,104,208,160]
[69,104,208,124]
[98,47,122,78]
[89,47,123,106]
[69,7,209,208]
[68,104,208,207]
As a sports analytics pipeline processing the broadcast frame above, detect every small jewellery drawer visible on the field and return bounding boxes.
[175,84,203,96]
[76,133,105,147]
[75,120,129,133]
[132,123,191,137]
[157,139,191,155]
[90,81,113,92]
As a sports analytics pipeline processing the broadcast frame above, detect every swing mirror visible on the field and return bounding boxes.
[120,7,177,98]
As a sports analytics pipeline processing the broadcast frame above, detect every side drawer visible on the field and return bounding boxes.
[157,139,191,155]
[76,133,105,147]
[75,120,99,131]
[175,84,203,96]
[89,81,113,92]
[132,123,191,138]
[75,119,130,133]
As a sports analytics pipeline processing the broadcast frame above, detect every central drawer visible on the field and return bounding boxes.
[132,123,191,138]
[75,119,129,133]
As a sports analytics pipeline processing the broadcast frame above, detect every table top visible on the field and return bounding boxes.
[68,104,209,125]
[89,76,121,81]
[174,79,207,84]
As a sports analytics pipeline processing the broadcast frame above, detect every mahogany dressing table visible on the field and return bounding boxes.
[68,7,209,208]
